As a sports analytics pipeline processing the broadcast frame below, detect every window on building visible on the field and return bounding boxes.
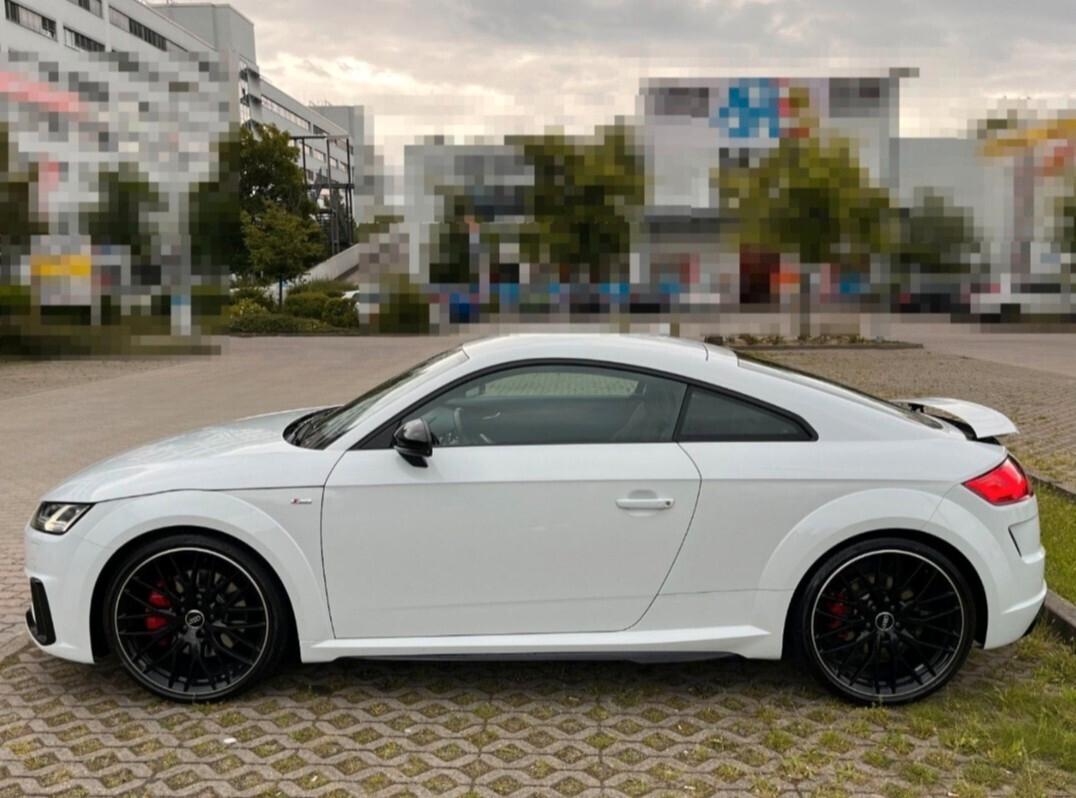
[109,7,168,51]
[63,26,103,52]
[5,1,57,39]
[829,78,887,118]
[677,387,810,442]
[65,0,101,17]
[645,86,710,118]
[410,364,688,447]
[262,95,311,131]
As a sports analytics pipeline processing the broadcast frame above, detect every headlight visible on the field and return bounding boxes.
[31,503,93,535]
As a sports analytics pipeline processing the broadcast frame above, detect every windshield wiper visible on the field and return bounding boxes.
[290,407,335,447]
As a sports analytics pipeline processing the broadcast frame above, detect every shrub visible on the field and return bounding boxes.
[283,291,330,319]
[377,276,429,334]
[230,286,275,310]
[322,296,360,329]
[289,279,353,298]
[0,285,32,318]
[228,298,270,319]
[228,312,329,334]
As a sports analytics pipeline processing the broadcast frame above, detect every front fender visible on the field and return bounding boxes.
[76,490,332,648]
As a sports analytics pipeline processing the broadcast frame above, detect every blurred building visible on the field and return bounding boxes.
[403,140,532,282]
[638,70,916,307]
[1,0,379,228]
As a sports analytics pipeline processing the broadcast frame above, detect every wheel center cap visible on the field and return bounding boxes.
[185,609,205,629]
[874,611,895,632]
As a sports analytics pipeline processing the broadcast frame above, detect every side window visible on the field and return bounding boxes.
[677,387,810,441]
[410,364,687,447]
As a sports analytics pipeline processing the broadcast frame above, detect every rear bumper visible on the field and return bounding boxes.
[933,488,1047,650]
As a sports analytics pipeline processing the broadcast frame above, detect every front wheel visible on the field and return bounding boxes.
[793,538,976,705]
[103,533,290,702]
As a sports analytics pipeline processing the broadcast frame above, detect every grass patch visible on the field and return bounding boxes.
[906,628,1076,790]
[1038,484,1076,603]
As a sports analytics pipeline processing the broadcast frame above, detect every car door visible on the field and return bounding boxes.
[322,362,701,639]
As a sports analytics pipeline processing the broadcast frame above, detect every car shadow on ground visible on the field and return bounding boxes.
[6,644,824,709]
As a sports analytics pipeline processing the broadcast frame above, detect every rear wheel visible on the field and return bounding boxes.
[794,538,976,705]
[104,533,289,702]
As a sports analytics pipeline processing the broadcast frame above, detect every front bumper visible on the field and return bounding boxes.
[26,578,56,645]
[24,521,105,664]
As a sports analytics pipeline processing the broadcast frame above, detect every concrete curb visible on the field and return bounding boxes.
[1027,471,1076,643]
[1043,591,1076,644]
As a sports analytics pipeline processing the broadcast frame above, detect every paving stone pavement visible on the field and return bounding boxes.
[0,336,1074,797]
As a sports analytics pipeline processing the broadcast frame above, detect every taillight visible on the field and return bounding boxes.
[963,457,1033,505]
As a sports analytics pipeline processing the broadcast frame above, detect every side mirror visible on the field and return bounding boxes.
[393,418,433,467]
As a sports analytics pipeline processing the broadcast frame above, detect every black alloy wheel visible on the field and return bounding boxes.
[796,538,976,705]
[105,534,288,702]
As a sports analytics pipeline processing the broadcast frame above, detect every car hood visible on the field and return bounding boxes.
[43,408,342,503]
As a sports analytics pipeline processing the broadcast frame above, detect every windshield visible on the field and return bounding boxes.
[736,354,943,429]
[291,347,468,449]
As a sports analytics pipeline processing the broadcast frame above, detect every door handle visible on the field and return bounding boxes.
[616,497,674,511]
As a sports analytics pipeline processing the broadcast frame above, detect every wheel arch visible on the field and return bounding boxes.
[780,527,989,657]
[89,525,300,659]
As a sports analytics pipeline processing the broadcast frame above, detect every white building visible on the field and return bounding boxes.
[2,0,379,227]
[403,140,532,280]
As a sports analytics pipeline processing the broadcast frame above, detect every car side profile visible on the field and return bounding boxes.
[24,334,1045,704]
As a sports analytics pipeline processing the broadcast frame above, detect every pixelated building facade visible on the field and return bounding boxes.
[1,46,232,334]
[401,70,1072,327]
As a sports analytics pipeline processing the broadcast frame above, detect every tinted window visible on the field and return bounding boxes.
[678,387,809,441]
[411,364,687,446]
[291,348,468,448]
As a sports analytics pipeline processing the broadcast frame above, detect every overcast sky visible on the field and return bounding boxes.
[216,0,1076,167]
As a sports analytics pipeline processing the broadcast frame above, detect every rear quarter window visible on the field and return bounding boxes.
[677,387,812,441]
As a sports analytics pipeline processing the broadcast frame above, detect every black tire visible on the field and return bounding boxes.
[792,537,976,705]
[103,532,290,702]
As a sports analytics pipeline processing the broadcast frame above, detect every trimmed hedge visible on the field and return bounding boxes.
[283,291,330,319]
[322,296,360,328]
[229,312,330,334]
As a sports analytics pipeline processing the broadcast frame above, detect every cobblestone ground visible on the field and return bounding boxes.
[0,338,1073,797]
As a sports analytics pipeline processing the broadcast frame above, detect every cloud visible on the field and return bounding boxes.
[208,0,1076,164]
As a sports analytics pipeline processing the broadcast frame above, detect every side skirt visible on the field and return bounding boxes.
[300,624,773,664]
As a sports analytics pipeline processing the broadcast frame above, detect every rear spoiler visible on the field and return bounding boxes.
[892,397,1018,440]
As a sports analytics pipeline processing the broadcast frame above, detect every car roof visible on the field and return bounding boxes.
[460,333,735,371]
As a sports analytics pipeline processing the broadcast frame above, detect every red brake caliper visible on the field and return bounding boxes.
[826,590,850,637]
[145,581,172,641]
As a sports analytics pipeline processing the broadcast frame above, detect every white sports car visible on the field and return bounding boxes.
[24,334,1045,704]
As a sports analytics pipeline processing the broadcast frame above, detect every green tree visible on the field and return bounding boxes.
[0,124,46,271]
[896,190,980,277]
[1057,180,1076,271]
[242,202,325,305]
[239,123,315,219]
[86,164,164,285]
[429,192,476,284]
[716,135,895,335]
[513,123,645,284]
[188,130,243,276]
